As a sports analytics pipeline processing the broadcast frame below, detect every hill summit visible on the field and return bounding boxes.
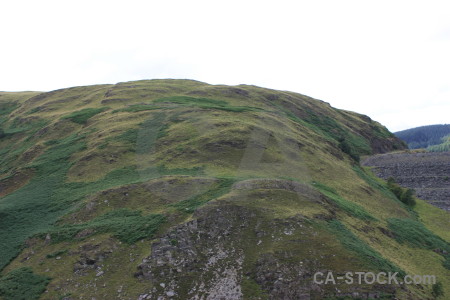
[0,80,448,299]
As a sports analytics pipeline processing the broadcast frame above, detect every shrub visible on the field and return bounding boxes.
[432,282,444,298]
[0,128,5,139]
[400,188,416,206]
[386,177,415,206]
[387,177,402,198]
[338,137,360,162]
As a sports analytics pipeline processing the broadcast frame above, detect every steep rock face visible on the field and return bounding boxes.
[368,136,406,154]
[363,152,450,211]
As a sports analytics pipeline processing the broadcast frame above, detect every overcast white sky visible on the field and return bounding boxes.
[1,0,449,132]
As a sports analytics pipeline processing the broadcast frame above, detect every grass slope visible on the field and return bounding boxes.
[0,79,448,299]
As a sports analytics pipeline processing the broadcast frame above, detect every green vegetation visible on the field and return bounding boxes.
[46,249,67,259]
[0,267,50,300]
[171,178,236,213]
[387,218,450,269]
[115,128,138,145]
[153,96,262,112]
[154,96,228,106]
[3,117,47,137]
[102,96,264,113]
[0,133,87,271]
[444,257,450,270]
[307,109,371,154]
[427,134,450,152]
[432,282,444,299]
[313,182,376,220]
[400,188,415,206]
[338,137,361,162]
[156,165,204,176]
[300,108,371,160]
[0,80,447,299]
[0,102,18,116]
[0,102,18,125]
[387,218,449,250]
[47,209,166,244]
[44,139,59,146]
[112,104,164,113]
[270,102,370,161]
[327,220,404,275]
[352,166,403,204]
[414,198,450,243]
[370,123,394,139]
[241,276,269,300]
[61,107,107,124]
[27,107,41,115]
[135,112,168,153]
[0,126,169,271]
[386,177,416,206]
[113,112,169,150]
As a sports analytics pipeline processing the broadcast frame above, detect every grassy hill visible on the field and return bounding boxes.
[395,124,450,150]
[0,80,448,299]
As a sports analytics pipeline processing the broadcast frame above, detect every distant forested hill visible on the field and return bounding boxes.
[428,134,450,152]
[395,124,450,149]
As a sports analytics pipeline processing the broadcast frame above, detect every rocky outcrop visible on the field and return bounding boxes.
[135,198,396,300]
[135,204,252,299]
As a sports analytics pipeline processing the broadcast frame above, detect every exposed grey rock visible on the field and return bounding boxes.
[131,176,401,299]
[363,152,450,211]
[95,270,104,277]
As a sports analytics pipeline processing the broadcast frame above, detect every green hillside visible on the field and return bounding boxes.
[0,80,448,299]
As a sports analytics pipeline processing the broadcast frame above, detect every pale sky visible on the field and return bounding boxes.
[1,0,449,132]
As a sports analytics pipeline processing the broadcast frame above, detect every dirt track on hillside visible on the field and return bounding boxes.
[362,152,450,211]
